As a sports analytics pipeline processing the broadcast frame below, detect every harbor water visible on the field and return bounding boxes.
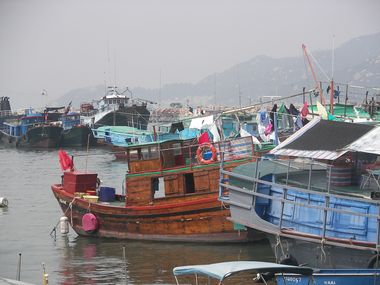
[0,146,274,284]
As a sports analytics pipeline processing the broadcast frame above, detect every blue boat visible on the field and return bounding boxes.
[277,268,380,285]
[220,118,380,268]
[0,113,62,148]
[173,260,380,284]
[60,112,95,147]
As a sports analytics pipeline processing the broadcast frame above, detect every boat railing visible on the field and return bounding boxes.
[126,136,256,175]
[219,157,380,250]
[219,157,331,200]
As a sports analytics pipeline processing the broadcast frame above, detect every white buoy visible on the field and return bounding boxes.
[59,216,69,235]
[0,197,8,207]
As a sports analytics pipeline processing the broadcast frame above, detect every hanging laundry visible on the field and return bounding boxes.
[301,102,309,118]
[284,105,295,130]
[277,103,288,131]
[270,104,277,125]
[264,122,273,136]
[256,112,270,142]
[316,101,328,119]
[295,115,303,129]
[289,104,299,116]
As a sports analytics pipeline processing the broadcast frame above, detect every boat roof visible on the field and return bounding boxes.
[173,261,313,281]
[0,277,35,285]
[104,94,127,99]
[271,117,378,159]
[94,125,151,135]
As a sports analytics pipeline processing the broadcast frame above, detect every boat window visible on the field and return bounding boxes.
[173,143,182,155]
[129,149,140,160]
[184,173,195,194]
[141,148,150,159]
[152,177,165,198]
[149,146,159,159]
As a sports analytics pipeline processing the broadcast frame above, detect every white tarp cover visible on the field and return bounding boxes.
[173,261,313,281]
[189,115,214,129]
[344,126,380,155]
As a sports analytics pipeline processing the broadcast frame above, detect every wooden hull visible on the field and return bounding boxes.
[51,185,247,242]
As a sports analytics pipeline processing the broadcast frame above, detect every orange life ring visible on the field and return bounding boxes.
[196,142,217,164]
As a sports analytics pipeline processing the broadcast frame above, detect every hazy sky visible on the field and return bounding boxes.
[1,0,379,108]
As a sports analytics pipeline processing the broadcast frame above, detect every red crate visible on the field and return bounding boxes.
[63,171,98,194]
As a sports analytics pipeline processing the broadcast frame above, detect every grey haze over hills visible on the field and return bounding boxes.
[54,32,380,109]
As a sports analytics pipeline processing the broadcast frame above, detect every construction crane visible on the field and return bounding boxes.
[302,44,326,106]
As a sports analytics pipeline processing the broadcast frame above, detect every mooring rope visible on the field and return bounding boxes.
[50,197,77,239]
[320,238,327,262]
[274,234,285,262]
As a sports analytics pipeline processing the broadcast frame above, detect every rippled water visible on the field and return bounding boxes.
[0,146,274,284]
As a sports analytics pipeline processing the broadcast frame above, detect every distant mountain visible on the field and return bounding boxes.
[54,32,380,108]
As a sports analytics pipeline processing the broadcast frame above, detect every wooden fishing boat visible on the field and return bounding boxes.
[51,136,259,242]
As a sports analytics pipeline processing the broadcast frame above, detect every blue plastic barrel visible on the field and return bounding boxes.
[99,186,115,202]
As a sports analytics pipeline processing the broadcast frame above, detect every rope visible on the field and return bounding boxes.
[320,238,327,262]
[87,201,91,213]
[220,201,230,210]
[49,197,77,238]
[274,234,285,262]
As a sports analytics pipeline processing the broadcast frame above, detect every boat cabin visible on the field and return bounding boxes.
[98,86,129,111]
[61,112,81,130]
[123,137,255,206]
[2,114,45,137]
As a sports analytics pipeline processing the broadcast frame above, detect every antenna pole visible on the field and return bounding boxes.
[330,35,335,114]
[159,69,162,107]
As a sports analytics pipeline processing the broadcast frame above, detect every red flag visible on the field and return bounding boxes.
[198,131,210,144]
[58,150,74,171]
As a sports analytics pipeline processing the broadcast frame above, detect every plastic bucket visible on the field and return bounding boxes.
[99,186,115,202]
[203,151,212,160]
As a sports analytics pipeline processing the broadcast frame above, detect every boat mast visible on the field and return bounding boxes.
[302,44,326,105]
[329,35,335,114]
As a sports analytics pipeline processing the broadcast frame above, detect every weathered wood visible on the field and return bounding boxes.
[52,138,255,241]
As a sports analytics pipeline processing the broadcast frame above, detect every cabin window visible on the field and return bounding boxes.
[148,146,159,159]
[138,146,159,160]
[129,149,140,160]
[152,177,165,199]
[172,143,182,155]
[184,173,195,194]
[141,148,150,159]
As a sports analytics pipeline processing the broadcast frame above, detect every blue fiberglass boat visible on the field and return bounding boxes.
[220,118,380,269]
[173,261,380,284]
